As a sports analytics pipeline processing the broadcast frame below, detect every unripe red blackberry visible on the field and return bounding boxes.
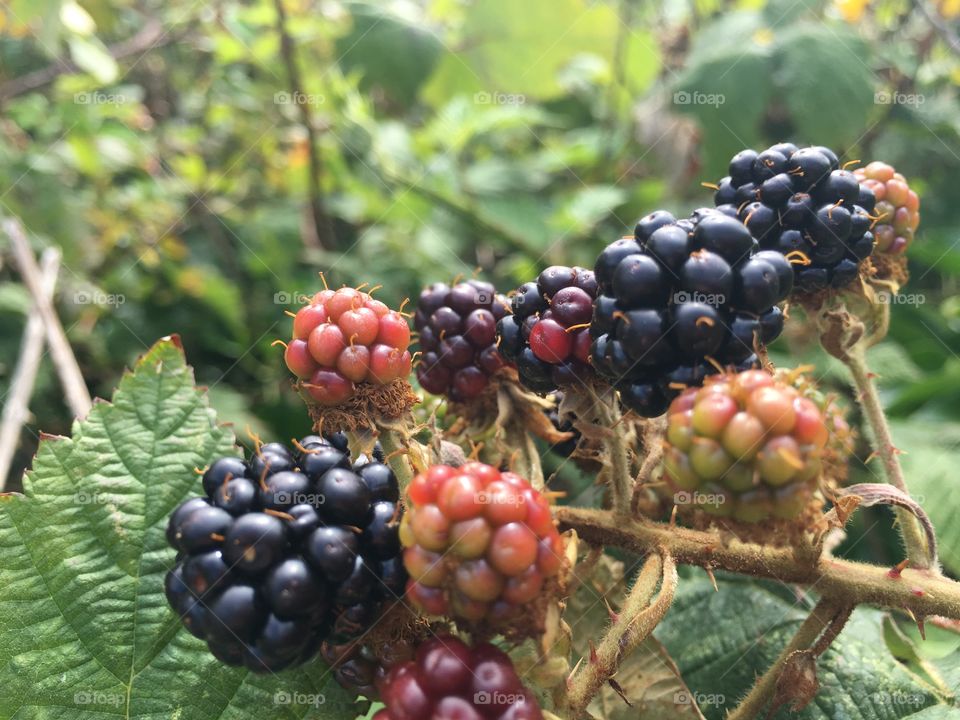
[714,144,877,293]
[164,435,406,672]
[496,266,598,393]
[854,161,920,255]
[414,280,510,402]
[591,211,791,417]
[400,462,564,628]
[375,635,544,720]
[661,368,832,523]
[284,286,412,406]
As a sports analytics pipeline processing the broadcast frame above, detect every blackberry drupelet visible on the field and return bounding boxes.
[854,161,920,255]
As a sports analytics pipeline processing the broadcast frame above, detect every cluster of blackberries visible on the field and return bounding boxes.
[591,210,792,417]
[164,435,405,672]
[496,266,598,393]
[713,143,877,292]
[415,279,509,401]
[375,635,544,720]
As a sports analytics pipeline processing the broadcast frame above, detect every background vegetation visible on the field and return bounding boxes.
[2,0,960,717]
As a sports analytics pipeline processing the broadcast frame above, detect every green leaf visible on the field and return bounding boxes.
[772,23,876,148]
[0,337,357,719]
[336,3,443,107]
[422,0,627,103]
[67,36,118,84]
[656,577,940,719]
[889,419,960,576]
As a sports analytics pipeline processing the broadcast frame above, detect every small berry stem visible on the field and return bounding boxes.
[592,387,634,515]
[844,342,933,568]
[727,597,851,720]
[562,551,678,716]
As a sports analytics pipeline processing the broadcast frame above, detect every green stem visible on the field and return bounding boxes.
[563,552,678,717]
[592,389,633,515]
[556,506,960,619]
[845,343,932,568]
[726,598,848,720]
[377,425,415,493]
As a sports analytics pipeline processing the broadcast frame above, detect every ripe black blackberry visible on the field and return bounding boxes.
[591,210,791,417]
[164,435,405,672]
[496,265,598,393]
[714,143,877,292]
[414,279,510,402]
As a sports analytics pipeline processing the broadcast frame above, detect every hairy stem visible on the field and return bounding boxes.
[845,344,932,568]
[564,551,678,716]
[727,598,849,720]
[556,507,960,620]
[593,391,633,514]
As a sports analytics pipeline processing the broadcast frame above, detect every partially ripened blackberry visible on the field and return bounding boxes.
[164,436,405,672]
[375,635,544,720]
[414,279,510,402]
[321,639,414,699]
[496,266,598,393]
[713,143,877,293]
[661,368,832,523]
[400,462,564,628]
[591,210,792,417]
[854,161,920,255]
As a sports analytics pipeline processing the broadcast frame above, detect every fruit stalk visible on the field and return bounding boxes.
[562,551,678,717]
[593,388,633,514]
[844,343,933,568]
[556,506,960,619]
[726,597,850,720]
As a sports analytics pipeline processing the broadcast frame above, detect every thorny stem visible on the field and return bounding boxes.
[563,551,678,717]
[845,343,932,568]
[726,598,851,720]
[556,507,960,620]
[591,389,633,515]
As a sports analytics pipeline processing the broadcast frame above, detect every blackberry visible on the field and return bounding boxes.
[321,639,414,699]
[496,266,597,393]
[414,279,510,402]
[591,210,792,417]
[854,161,920,255]
[713,143,877,292]
[284,287,412,406]
[400,462,564,627]
[164,436,406,672]
[662,368,831,522]
[375,635,544,720]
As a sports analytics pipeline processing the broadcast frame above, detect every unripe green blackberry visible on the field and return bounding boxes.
[661,368,832,523]
[854,161,920,255]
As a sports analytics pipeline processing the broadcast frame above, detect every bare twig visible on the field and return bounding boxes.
[4,219,92,418]
[0,249,60,488]
[272,0,333,250]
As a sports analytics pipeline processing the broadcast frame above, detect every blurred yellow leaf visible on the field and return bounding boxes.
[834,0,871,23]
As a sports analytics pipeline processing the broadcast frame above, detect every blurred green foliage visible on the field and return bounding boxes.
[1,0,959,576]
